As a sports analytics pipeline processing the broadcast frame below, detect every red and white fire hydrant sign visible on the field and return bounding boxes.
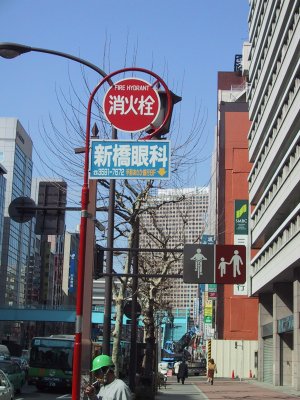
[103,77,161,132]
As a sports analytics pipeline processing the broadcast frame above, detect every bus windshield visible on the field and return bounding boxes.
[30,338,74,371]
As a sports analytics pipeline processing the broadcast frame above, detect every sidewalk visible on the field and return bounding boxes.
[156,377,206,400]
[155,376,300,399]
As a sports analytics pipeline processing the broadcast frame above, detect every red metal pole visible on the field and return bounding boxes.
[71,187,88,398]
[71,76,109,399]
[71,92,93,400]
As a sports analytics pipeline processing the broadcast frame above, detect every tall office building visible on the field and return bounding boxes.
[140,187,209,320]
[0,118,33,307]
[30,178,67,307]
[62,231,80,307]
[0,163,7,265]
[247,1,300,389]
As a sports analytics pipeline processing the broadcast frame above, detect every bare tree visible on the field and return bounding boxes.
[106,180,187,378]
[137,208,188,389]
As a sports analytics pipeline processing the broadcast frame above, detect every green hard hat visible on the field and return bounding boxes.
[91,355,114,372]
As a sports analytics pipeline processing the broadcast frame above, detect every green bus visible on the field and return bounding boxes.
[28,335,74,390]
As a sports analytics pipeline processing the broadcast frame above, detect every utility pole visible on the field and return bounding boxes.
[129,217,139,392]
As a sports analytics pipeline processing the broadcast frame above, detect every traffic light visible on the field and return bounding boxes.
[235,341,238,349]
[145,90,182,136]
[94,244,104,279]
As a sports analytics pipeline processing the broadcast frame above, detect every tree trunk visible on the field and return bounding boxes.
[141,299,156,399]
[111,233,133,379]
[112,298,123,378]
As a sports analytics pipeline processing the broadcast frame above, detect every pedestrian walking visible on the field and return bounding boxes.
[84,354,132,399]
[174,360,181,383]
[207,358,217,385]
[177,359,188,384]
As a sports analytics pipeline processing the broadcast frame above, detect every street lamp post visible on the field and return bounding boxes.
[0,42,117,400]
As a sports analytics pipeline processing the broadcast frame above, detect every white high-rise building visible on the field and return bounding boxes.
[140,187,209,320]
[247,1,300,389]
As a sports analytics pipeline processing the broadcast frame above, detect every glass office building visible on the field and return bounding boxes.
[0,163,7,266]
[0,118,33,307]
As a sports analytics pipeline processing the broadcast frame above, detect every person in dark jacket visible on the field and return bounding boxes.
[177,359,188,384]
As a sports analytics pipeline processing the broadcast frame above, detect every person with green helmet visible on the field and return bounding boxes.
[84,354,132,399]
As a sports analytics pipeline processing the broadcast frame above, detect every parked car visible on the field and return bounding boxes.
[0,369,14,400]
[0,345,10,358]
[10,357,29,379]
[0,360,25,394]
[0,353,10,361]
[0,346,10,362]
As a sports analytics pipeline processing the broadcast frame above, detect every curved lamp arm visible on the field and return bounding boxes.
[0,41,109,81]
[0,41,116,137]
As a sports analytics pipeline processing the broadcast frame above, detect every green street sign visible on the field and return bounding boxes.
[204,316,212,323]
[208,284,217,292]
[234,200,249,235]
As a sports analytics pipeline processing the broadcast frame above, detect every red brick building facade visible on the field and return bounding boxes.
[215,72,258,340]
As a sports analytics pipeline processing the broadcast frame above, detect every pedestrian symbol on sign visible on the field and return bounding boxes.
[218,257,230,278]
[215,245,246,284]
[217,250,244,278]
[230,250,243,278]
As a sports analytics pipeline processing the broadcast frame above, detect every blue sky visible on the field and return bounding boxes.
[0,0,249,229]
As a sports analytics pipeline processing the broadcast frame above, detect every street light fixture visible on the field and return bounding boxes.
[0,42,116,400]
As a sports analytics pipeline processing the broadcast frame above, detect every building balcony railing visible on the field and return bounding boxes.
[248,78,300,199]
[251,205,300,294]
[250,138,300,245]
